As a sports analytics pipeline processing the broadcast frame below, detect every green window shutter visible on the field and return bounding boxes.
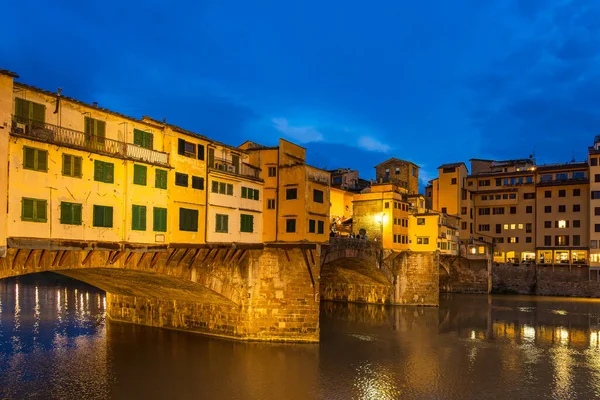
[253,189,259,201]
[227,184,233,196]
[105,206,113,227]
[242,187,247,198]
[94,160,102,181]
[36,200,47,222]
[61,202,72,224]
[154,207,167,232]
[309,219,316,233]
[223,215,228,232]
[134,129,143,146]
[15,98,27,121]
[96,120,106,138]
[73,204,82,225]
[106,163,114,183]
[134,165,147,185]
[318,221,324,234]
[73,157,82,177]
[155,169,167,189]
[132,205,146,231]
[32,102,45,124]
[212,181,219,193]
[219,182,226,194]
[62,154,71,176]
[36,150,48,171]
[22,198,34,221]
[146,132,153,149]
[241,214,253,233]
[93,205,102,226]
[23,147,35,170]
[84,117,92,134]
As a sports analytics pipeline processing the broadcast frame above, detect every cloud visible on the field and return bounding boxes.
[271,118,324,143]
[357,136,391,153]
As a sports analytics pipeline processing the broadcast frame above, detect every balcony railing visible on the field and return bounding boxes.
[11,117,169,167]
[209,157,260,179]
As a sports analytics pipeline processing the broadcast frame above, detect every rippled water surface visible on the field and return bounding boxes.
[3,274,600,399]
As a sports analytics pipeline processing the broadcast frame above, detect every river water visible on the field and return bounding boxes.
[2,274,600,399]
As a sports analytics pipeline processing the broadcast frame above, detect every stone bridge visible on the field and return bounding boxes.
[0,238,321,343]
[320,238,439,306]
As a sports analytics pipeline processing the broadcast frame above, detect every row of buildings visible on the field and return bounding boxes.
[0,69,330,257]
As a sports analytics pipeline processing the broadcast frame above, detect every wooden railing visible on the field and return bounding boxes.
[209,157,261,179]
[11,117,169,167]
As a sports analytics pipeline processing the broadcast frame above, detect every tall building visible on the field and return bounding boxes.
[239,139,330,243]
[590,136,600,268]
[374,158,419,195]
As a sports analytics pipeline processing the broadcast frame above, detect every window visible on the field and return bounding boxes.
[60,202,82,225]
[592,191,600,200]
[21,198,47,223]
[240,187,259,200]
[211,180,233,195]
[479,180,490,187]
[558,205,566,213]
[596,224,600,233]
[215,213,229,233]
[495,195,501,200]
[540,174,552,183]
[495,178,502,186]
[573,204,581,212]
[177,138,199,158]
[544,236,551,246]
[492,207,504,215]
[155,169,167,189]
[524,193,535,200]
[558,220,567,228]
[131,205,147,231]
[318,221,324,234]
[15,98,45,123]
[94,160,114,183]
[496,224,501,234]
[510,207,516,214]
[180,208,199,232]
[502,194,508,200]
[596,207,600,216]
[573,235,581,246]
[175,173,189,187]
[509,237,518,243]
[544,221,551,228]
[482,195,487,201]
[133,164,147,185]
[544,206,552,213]
[526,206,532,214]
[526,223,532,233]
[133,129,153,150]
[592,157,598,166]
[555,235,569,246]
[240,214,254,233]
[461,207,467,215]
[84,117,106,146]
[313,189,324,203]
[509,194,516,199]
[286,218,296,233]
[526,237,532,243]
[478,224,490,231]
[461,222,467,229]
[596,174,600,183]
[286,188,298,200]
[451,178,457,185]
[417,218,425,225]
[593,240,599,249]
[545,190,551,198]
[309,219,316,233]
[93,205,113,228]
[395,167,400,175]
[267,199,276,209]
[573,220,580,228]
[268,167,277,177]
[23,146,48,172]
[62,154,82,178]
[479,208,490,215]
[559,189,566,197]
[412,167,417,177]
[493,237,504,243]
[384,202,390,209]
[191,176,204,190]
[153,207,167,232]
[573,189,581,196]
[441,207,447,214]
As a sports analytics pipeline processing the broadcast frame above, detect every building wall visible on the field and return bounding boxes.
[330,187,353,222]
[375,159,419,195]
[0,74,13,256]
[408,214,438,252]
[436,166,461,216]
[589,150,600,266]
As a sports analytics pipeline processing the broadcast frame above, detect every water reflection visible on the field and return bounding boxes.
[4,276,600,399]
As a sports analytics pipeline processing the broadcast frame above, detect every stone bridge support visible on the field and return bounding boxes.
[0,239,321,342]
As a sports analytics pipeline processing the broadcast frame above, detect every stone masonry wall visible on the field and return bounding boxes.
[394,252,439,306]
[439,258,488,294]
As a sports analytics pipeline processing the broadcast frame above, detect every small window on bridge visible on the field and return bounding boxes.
[417,218,425,225]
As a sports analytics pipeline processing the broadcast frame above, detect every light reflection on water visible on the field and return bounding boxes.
[3,277,600,399]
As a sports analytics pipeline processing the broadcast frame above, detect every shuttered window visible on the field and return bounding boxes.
[153,207,167,232]
[241,187,259,200]
[192,176,204,190]
[21,198,47,222]
[177,138,197,157]
[286,218,296,233]
[94,160,114,183]
[84,117,106,149]
[216,214,229,233]
[240,214,254,233]
[175,172,188,187]
[131,205,147,231]
[179,208,198,232]
[286,188,297,200]
[62,154,82,178]
[197,144,205,160]
[155,169,167,189]
[93,205,113,228]
[15,98,45,124]
[133,164,147,186]
[317,220,325,234]
[23,146,48,172]
[212,180,233,195]
[313,189,324,203]
[133,129,153,149]
[309,219,316,233]
[60,202,82,225]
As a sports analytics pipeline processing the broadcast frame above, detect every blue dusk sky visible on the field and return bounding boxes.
[2,0,599,189]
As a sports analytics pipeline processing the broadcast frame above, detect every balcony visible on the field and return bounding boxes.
[208,157,261,180]
[11,117,169,167]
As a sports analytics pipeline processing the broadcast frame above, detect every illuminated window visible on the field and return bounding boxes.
[503,224,508,230]
[478,246,485,254]
[558,220,567,228]
[518,224,523,229]
[510,224,516,230]
[470,247,477,254]
[509,237,518,243]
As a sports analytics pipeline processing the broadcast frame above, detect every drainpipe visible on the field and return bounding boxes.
[275,148,280,242]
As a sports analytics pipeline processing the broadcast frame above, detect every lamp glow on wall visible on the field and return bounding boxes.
[374,212,387,240]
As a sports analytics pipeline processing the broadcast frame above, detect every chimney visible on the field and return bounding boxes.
[93,102,98,108]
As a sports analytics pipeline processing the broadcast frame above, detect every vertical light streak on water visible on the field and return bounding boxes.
[56,289,62,325]
[33,286,40,342]
[12,283,21,352]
